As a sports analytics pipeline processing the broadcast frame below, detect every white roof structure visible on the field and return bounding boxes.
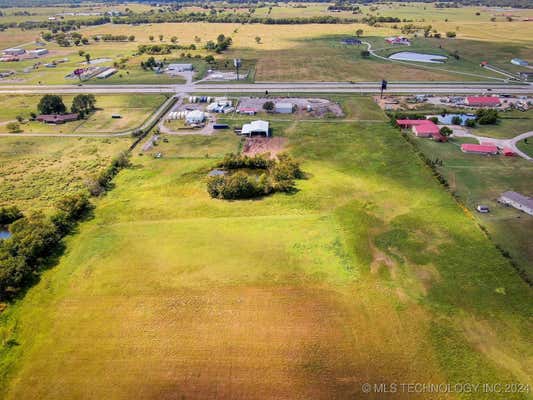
[167,63,193,71]
[185,110,205,124]
[499,191,533,216]
[242,120,269,136]
[274,102,294,113]
[3,48,25,55]
[96,68,117,79]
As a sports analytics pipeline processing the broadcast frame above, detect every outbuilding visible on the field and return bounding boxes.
[274,102,294,114]
[241,120,269,137]
[237,107,257,115]
[498,191,533,216]
[460,143,498,155]
[511,58,528,66]
[465,96,500,107]
[36,114,79,124]
[185,110,206,124]
[167,64,193,72]
[29,48,48,56]
[3,48,25,56]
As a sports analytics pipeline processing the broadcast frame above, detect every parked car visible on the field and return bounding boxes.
[476,205,490,213]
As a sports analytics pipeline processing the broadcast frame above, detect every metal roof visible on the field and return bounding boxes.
[500,191,533,209]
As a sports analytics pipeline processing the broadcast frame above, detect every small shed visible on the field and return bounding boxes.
[275,102,294,114]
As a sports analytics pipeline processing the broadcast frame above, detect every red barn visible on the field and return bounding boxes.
[461,143,498,155]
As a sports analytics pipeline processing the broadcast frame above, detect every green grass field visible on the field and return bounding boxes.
[0,114,531,398]
[0,136,132,212]
[411,135,533,281]
[471,110,533,139]
[0,94,166,134]
[516,139,533,157]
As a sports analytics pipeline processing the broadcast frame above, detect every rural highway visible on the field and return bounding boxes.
[0,81,532,95]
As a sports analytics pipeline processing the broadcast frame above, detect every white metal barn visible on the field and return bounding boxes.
[167,64,193,72]
[274,102,294,114]
[241,120,269,136]
[498,191,533,216]
[185,110,206,124]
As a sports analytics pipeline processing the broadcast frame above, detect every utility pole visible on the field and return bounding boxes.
[380,79,388,99]
[233,58,241,81]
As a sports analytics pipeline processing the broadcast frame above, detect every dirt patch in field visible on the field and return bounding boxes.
[242,137,287,158]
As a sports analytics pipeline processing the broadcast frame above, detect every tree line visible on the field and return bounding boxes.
[0,150,131,302]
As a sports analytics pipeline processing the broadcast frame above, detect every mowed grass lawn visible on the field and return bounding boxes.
[0,94,166,134]
[470,110,533,139]
[0,136,132,212]
[0,119,531,399]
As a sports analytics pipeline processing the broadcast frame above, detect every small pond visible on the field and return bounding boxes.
[431,113,476,126]
[0,229,11,240]
[389,52,448,64]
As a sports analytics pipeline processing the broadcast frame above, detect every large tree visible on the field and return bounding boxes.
[71,94,96,118]
[37,94,66,115]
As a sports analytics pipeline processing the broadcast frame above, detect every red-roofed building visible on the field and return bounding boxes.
[237,107,257,115]
[465,96,500,107]
[413,122,440,137]
[461,143,498,155]
[36,114,79,124]
[396,119,431,127]
[396,119,443,139]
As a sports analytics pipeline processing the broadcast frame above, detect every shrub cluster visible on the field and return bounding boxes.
[86,152,131,196]
[475,109,499,125]
[0,206,23,226]
[0,193,91,300]
[207,153,303,200]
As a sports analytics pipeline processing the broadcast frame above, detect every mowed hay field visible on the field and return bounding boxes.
[0,94,166,134]
[0,136,132,212]
[0,116,531,398]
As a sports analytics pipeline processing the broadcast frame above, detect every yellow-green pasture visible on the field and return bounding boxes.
[0,119,531,399]
[0,94,166,134]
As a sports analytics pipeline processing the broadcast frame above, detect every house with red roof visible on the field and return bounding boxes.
[465,96,500,107]
[396,119,445,140]
[461,143,498,155]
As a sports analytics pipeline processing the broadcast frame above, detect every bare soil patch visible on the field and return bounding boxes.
[242,137,287,158]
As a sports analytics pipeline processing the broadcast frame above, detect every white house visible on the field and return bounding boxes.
[498,191,533,216]
[241,120,269,136]
[274,102,294,114]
